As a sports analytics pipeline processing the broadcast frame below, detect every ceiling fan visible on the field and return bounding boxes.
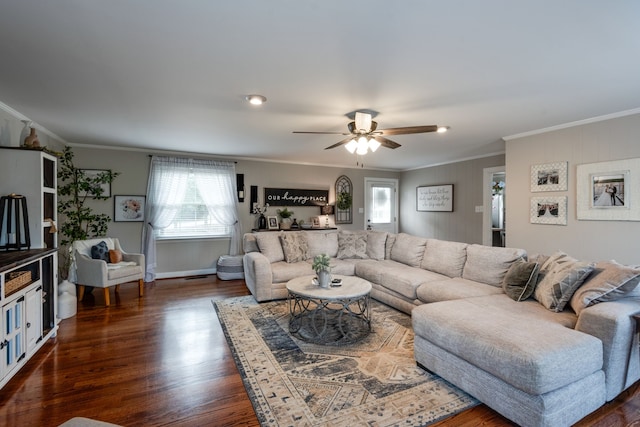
[293,111,448,155]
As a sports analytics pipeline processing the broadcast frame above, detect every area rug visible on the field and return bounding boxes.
[213,296,478,426]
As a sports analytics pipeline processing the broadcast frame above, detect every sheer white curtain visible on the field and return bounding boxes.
[142,156,242,282]
[192,159,242,255]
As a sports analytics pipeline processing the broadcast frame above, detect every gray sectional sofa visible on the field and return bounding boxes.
[242,230,640,427]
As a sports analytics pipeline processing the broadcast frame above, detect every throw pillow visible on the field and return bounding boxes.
[109,249,123,264]
[569,260,640,314]
[279,232,309,263]
[337,231,368,259]
[90,241,110,262]
[534,254,595,312]
[502,259,540,302]
[385,234,397,260]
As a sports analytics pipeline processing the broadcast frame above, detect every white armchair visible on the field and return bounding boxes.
[72,237,145,306]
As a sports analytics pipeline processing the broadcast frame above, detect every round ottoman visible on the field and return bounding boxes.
[216,255,245,280]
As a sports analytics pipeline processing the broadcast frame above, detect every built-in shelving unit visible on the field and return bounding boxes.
[0,147,58,389]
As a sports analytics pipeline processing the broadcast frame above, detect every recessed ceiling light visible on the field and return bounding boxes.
[246,94,267,105]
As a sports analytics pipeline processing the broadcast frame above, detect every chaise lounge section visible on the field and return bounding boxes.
[242,229,640,426]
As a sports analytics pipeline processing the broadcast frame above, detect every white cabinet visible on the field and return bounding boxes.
[0,147,58,250]
[25,286,42,354]
[1,296,25,379]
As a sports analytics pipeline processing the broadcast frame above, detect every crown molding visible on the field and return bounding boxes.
[503,107,640,141]
[0,101,70,144]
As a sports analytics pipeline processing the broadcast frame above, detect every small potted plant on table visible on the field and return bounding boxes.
[277,207,294,230]
[312,253,332,288]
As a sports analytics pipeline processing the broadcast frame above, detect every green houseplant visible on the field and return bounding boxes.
[57,146,120,278]
[312,253,331,288]
[277,207,294,229]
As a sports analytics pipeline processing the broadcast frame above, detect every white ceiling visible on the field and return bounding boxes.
[1,1,639,170]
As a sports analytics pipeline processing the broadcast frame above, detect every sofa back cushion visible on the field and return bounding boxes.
[337,231,369,259]
[305,231,338,258]
[366,231,388,261]
[462,244,527,286]
[421,239,468,277]
[254,232,285,263]
[243,233,260,253]
[390,233,427,268]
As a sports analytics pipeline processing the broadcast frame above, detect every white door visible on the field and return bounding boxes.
[25,287,42,354]
[364,178,398,234]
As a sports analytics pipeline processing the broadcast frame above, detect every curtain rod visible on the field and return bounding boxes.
[147,154,237,163]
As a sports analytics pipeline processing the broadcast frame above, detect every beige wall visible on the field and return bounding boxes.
[400,155,505,243]
[69,147,399,277]
[506,112,640,265]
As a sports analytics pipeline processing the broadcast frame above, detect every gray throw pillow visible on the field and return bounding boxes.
[337,231,368,259]
[534,255,595,312]
[279,232,309,263]
[91,241,110,262]
[502,259,540,302]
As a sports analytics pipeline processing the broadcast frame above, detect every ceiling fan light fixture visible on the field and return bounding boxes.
[437,126,449,133]
[368,138,381,152]
[246,94,267,105]
[354,112,372,133]
[345,139,357,153]
[356,136,369,155]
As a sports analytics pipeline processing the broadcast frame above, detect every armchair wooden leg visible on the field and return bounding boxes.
[138,279,144,297]
[115,284,121,292]
[104,288,110,306]
[78,285,85,301]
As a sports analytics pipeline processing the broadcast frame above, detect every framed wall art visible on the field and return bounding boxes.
[114,195,145,222]
[530,162,568,192]
[267,215,279,230]
[417,184,453,212]
[577,158,640,221]
[530,196,567,225]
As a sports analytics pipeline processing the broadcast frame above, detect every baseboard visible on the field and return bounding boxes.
[156,268,217,280]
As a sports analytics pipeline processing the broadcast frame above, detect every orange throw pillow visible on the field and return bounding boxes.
[109,249,123,264]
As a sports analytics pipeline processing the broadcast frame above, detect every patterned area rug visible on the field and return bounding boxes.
[214,296,478,426]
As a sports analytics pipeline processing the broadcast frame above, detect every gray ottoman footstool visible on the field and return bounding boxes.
[216,255,245,280]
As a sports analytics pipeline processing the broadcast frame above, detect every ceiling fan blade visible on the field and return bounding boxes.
[378,125,438,136]
[325,136,355,150]
[373,135,401,149]
[292,131,350,135]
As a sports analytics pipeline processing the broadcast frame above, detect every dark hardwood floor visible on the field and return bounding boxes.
[0,275,638,426]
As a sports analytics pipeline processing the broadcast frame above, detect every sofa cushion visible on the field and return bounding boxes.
[375,264,444,300]
[280,232,309,263]
[305,231,338,258]
[390,233,427,267]
[421,239,468,278]
[337,231,369,259]
[412,295,600,395]
[366,231,388,260]
[416,277,503,303]
[271,261,315,283]
[254,233,285,263]
[502,259,540,302]
[534,252,595,312]
[570,260,640,314]
[462,244,526,287]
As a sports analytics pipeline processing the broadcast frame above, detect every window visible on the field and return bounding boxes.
[147,157,238,240]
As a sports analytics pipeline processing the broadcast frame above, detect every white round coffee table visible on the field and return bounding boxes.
[286,274,372,345]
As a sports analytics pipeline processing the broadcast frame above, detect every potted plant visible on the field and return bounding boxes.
[277,207,294,229]
[57,146,120,279]
[312,253,332,288]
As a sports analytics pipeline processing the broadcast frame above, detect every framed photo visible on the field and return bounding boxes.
[267,215,279,230]
[79,169,111,197]
[530,162,568,192]
[417,184,453,212]
[114,195,145,222]
[577,158,640,221]
[312,216,321,227]
[530,196,567,225]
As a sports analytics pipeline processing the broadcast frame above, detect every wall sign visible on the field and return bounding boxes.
[417,184,454,212]
[264,188,329,207]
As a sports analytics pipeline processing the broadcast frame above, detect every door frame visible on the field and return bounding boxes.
[482,166,505,246]
[364,177,399,234]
